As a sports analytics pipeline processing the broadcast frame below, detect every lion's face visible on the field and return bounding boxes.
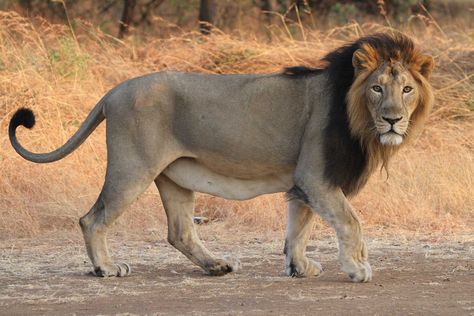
[348,41,434,148]
[364,62,419,146]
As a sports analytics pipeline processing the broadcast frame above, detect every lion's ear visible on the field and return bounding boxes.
[352,46,379,75]
[352,49,367,74]
[418,55,434,79]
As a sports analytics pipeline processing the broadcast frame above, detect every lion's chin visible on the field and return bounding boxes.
[379,132,403,146]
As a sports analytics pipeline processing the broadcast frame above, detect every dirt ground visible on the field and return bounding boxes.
[0,228,473,316]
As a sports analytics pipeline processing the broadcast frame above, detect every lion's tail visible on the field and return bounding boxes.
[9,100,105,163]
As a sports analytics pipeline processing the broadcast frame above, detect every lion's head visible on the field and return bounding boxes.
[347,33,434,148]
[318,32,435,196]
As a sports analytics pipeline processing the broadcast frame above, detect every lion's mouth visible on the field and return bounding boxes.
[379,131,403,146]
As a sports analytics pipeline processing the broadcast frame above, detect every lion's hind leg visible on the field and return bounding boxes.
[79,161,159,277]
[155,175,240,276]
[284,199,323,277]
[79,196,132,277]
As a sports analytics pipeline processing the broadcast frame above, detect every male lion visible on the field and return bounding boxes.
[9,33,434,282]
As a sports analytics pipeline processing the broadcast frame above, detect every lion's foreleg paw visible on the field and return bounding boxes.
[340,241,372,283]
[285,257,323,278]
[342,259,372,282]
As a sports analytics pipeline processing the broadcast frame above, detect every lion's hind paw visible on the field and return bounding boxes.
[206,255,241,276]
[93,262,131,277]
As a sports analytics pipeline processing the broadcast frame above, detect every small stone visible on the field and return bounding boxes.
[306,246,317,252]
[193,216,209,225]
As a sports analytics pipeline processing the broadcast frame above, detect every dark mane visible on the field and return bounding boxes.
[281,33,419,195]
[282,66,324,77]
[322,33,419,195]
[283,33,416,196]
[321,37,366,196]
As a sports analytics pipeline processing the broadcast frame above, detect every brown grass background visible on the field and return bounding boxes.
[0,10,472,240]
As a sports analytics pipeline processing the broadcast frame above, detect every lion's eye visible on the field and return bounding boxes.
[372,85,382,93]
[403,86,413,93]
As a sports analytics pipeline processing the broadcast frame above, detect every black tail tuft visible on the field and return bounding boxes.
[10,108,36,130]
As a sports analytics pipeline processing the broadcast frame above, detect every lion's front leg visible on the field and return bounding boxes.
[318,189,371,282]
[284,199,323,277]
[297,184,372,282]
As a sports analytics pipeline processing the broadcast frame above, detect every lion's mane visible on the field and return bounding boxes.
[285,33,434,196]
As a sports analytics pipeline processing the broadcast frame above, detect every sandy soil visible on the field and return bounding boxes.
[0,229,473,316]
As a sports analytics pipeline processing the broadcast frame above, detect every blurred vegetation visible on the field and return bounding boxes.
[0,2,472,237]
[49,37,89,78]
[0,0,472,38]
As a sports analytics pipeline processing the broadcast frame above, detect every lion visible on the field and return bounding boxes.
[9,32,434,282]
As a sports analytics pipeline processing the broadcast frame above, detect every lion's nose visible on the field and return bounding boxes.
[382,116,402,125]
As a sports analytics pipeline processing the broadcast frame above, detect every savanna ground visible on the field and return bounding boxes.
[0,2,473,315]
[1,230,473,315]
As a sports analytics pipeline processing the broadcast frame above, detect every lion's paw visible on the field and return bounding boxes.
[94,263,131,277]
[285,258,323,278]
[206,255,241,276]
[341,259,372,283]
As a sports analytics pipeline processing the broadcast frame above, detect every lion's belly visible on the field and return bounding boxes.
[163,158,293,200]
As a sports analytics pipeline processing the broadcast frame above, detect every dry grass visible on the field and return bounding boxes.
[0,11,472,239]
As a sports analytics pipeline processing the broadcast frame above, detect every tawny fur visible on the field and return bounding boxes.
[9,32,434,283]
